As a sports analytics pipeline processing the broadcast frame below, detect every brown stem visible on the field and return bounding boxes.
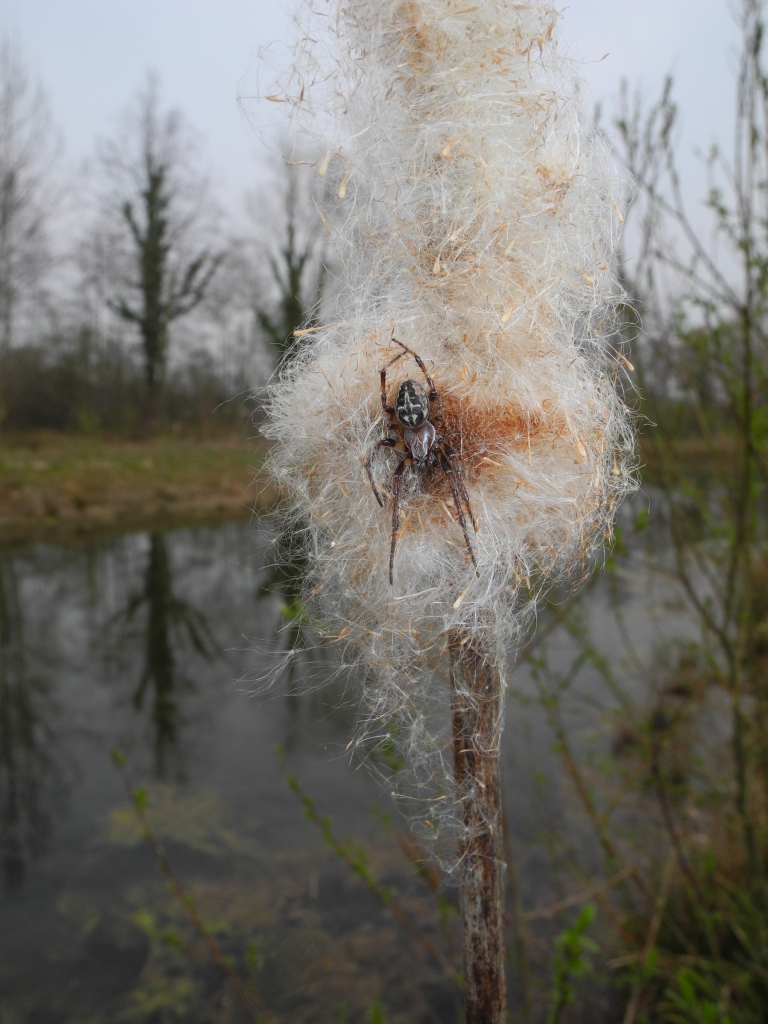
[650,756,704,907]
[621,854,675,1024]
[112,757,274,1023]
[524,866,635,922]
[135,803,273,1022]
[449,635,508,1024]
[289,774,458,984]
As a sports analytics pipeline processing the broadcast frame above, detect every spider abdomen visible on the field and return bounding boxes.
[395,379,429,428]
[404,421,436,465]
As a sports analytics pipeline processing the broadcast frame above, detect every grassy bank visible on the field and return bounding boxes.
[0,430,737,547]
[0,431,271,545]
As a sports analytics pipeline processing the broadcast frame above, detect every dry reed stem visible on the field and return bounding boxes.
[450,634,507,1023]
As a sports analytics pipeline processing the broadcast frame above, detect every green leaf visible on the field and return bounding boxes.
[133,908,156,934]
[677,972,695,1003]
[246,939,264,971]
[368,997,388,1023]
[159,929,185,952]
[109,747,127,768]
[635,506,650,533]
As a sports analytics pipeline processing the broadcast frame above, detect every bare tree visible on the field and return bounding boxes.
[246,155,334,361]
[0,37,59,380]
[95,76,224,407]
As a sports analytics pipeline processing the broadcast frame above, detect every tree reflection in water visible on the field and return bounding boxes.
[0,554,57,891]
[260,524,321,692]
[256,522,359,757]
[119,533,219,778]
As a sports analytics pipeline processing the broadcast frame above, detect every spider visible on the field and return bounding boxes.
[364,336,479,585]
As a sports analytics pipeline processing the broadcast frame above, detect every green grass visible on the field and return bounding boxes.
[0,430,271,544]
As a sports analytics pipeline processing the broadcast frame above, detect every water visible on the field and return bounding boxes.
[0,511,690,1023]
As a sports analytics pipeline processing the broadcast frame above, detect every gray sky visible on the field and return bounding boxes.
[0,0,742,216]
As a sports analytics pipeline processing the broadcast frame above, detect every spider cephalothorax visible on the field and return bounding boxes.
[365,336,479,584]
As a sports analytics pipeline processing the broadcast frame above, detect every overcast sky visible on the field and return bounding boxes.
[0,0,742,218]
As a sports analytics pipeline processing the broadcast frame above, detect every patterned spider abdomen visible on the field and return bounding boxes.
[395,379,430,428]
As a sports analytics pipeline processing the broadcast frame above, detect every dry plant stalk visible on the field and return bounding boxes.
[450,636,507,1021]
[260,0,635,1015]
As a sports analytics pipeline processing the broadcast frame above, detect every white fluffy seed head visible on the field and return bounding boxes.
[261,0,636,846]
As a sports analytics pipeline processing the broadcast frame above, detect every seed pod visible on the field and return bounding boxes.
[261,0,637,846]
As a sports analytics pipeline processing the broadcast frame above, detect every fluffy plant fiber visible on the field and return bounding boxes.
[262,0,636,832]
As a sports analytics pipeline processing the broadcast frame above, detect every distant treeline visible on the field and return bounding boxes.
[0,43,332,435]
[0,330,251,434]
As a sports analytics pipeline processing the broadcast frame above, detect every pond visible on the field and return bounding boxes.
[0,510,690,1023]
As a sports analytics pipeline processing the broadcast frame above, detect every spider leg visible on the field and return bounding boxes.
[429,387,445,428]
[380,349,411,422]
[441,441,479,531]
[391,334,444,422]
[365,436,400,507]
[380,365,397,417]
[438,448,479,575]
[389,456,411,585]
[380,342,412,396]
